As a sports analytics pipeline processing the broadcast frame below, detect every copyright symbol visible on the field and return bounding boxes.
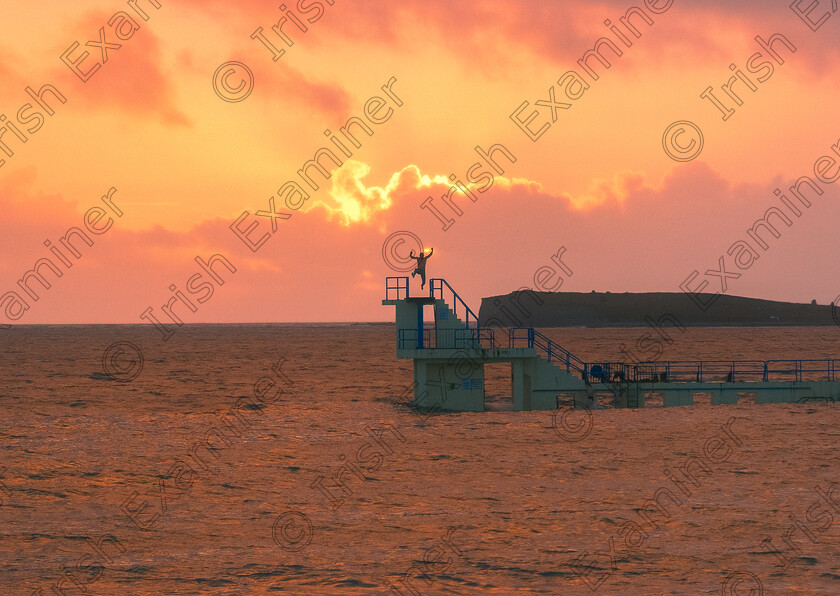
[832,294,840,326]
[663,120,704,162]
[720,570,763,595]
[272,511,313,552]
[213,61,254,103]
[382,231,424,272]
[102,341,144,382]
[552,403,593,442]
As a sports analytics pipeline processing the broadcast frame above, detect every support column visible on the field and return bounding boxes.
[511,359,526,411]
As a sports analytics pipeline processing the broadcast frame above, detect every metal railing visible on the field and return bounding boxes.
[398,328,430,350]
[399,327,839,383]
[589,359,840,384]
[621,360,764,383]
[390,280,840,384]
[385,276,409,300]
[764,359,839,382]
[455,327,496,349]
[398,327,496,350]
[429,278,479,329]
[508,328,586,373]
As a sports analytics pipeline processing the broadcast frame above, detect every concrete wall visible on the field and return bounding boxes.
[413,359,485,412]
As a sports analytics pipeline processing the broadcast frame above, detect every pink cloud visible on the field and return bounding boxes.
[257,64,352,123]
[50,12,191,126]
[3,154,839,324]
[166,0,840,83]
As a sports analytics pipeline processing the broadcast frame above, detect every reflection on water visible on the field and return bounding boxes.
[0,324,838,594]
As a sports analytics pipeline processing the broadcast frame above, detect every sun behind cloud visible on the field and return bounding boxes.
[309,160,550,226]
[308,160,427,225]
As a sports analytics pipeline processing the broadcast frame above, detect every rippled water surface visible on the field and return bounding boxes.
[1,324,839,594]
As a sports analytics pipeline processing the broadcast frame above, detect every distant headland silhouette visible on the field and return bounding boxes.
[479,291,837,328]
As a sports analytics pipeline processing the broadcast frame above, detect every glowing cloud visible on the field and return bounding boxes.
[309,160,545,226]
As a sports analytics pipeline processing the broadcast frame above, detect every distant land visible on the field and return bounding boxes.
[479,291,839,328]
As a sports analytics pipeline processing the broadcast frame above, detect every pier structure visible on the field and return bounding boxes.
[382,277,840,411]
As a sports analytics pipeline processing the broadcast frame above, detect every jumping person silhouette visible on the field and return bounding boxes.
[409,248,433,289]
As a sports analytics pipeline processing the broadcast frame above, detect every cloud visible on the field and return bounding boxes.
[257,64,353,122]
[2,157,838,323]
[166,0,840,83]
[305,160,545,226]
[280,2,840,82]
[51,13,191,126]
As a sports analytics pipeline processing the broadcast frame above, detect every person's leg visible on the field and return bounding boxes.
[420,271,426,289]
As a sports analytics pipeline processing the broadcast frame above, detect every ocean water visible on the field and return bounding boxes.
[1,324,839,595]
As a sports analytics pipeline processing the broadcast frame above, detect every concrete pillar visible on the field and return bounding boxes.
[511,360,521,410]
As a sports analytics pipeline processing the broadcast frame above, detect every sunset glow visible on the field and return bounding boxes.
[1,0,839,324]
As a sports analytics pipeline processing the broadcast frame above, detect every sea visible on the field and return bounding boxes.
[1,324,839,595]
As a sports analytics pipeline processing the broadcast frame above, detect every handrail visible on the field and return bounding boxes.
[398,328,496,350]
[385,276,409,300]
[429,278,479,329]
[621,358,839,383]
[505,329,839,383]
[508,327,586,373]
[455,327,496,349]
[393,280,839,383]
[398,328,434,350]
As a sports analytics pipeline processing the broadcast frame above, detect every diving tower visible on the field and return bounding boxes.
[382,277,840,412]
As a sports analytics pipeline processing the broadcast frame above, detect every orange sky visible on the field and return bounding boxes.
[2,0,840,324]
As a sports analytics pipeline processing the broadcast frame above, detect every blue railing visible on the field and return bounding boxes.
[588,359,840,383]
[762,359,838,382]
[398,327,496,350]
[622,360,765,383]
[455,327,496,349]
[430,278,479,329]
[398,328,430,350]
[385,277,409,300]
[504,329,840,383]
[508,328,587,373]
[392,279,840,383]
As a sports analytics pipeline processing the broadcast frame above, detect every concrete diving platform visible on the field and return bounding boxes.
[383,277,840,412]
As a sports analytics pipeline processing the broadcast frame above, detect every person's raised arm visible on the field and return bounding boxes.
[409,249,416,259]
[428,247,434,257]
